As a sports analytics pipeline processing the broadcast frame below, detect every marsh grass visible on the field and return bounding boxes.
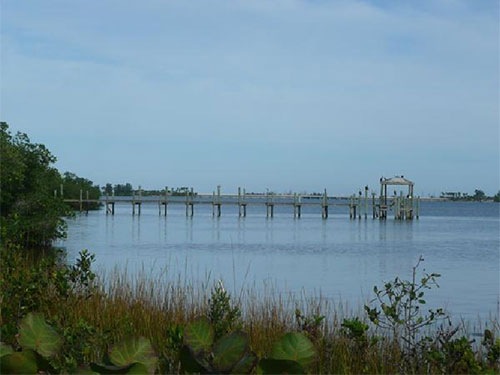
[1,249,498,374]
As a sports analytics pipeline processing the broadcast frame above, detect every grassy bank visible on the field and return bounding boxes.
[1,247,499,374]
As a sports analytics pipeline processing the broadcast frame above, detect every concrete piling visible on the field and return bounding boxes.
[322,189,328,219]
[265,189,274,218]
[358,191,362,220]
[293,193,297,218]
[364,186,368,219]
[372,192,376,219]
[163,186,168,216]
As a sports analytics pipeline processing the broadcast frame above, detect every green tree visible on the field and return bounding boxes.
[61,172,100,200]
[472,189,486,201]
[103,183,113,195]
[114,183,133,196]
[494,191,500,203]
[0,122,70,249]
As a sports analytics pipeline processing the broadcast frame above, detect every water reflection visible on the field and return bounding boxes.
[59,201,500,320]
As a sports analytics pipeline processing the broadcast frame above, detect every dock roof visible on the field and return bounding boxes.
[381,176,414,186]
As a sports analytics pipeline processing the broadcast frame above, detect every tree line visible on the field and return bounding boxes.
[442,189,500,202]
[0,122,101,249]
[102,184,195,196]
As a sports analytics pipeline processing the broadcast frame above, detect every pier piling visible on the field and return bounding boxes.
[364,186,368,219]
[358,191,362,220]
[70,178,421,221]
[322,189,328,219]
[372,192,376,218]
[163,186,168,216]
[212,185,221,217]
[266,189,274,218]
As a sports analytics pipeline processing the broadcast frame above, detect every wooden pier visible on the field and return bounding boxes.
[62,176,421,220]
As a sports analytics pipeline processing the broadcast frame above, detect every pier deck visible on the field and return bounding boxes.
[63,187,420,220]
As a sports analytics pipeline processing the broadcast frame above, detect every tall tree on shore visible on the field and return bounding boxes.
[494,191,500,203]
[103,183,113,195]
[61,172,100,201]
[472,189,486,201]
[0,122,70,249]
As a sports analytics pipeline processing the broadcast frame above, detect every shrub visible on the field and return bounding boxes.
[206,281,242,340]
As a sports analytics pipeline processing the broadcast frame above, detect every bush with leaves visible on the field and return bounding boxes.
[159,323,185,374]
[483,329,500,371]
[364,256,446,371]
[0,248,96,344]
[427,333,482,374]
[206,281,242,340]
[57,318,105,372]
[295,309,325,341]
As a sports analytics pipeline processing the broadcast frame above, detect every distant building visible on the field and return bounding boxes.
[440,192,468,199]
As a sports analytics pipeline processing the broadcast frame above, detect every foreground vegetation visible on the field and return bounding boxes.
[1,123,499,374]
[1,249,499,374]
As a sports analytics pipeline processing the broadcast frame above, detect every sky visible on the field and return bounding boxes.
[1,0,498,196]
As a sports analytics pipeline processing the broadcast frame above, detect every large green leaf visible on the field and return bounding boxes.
[0,350,38,374]
[179,345,206,374]
[212,331,249,371]
[232,351,258,374]
[257,359,305,375]
[18,312,62,358]
[0,342,14,357]
[108,337,157,374]
[126,363,150,374]
[184,319,214,356]
[270,333,316,367]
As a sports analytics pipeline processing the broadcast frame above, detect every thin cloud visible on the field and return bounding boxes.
[1,0,498,193]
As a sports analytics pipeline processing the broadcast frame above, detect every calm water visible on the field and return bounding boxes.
[57,200,500,320]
